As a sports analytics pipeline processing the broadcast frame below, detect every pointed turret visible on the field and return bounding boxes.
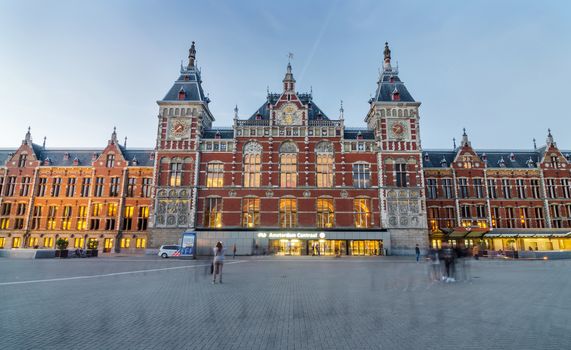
[109,126,118,145]
[283,62,296,93]
[23,127,32,145]
[460,128,471,147]
[372,42,415,103]
[188,41,196,69]
[383,42,392,71]
[546,128,554,146]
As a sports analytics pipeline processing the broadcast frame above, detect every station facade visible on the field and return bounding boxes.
[1,42,570,255]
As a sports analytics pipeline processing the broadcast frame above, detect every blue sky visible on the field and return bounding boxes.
[0,0,570,150]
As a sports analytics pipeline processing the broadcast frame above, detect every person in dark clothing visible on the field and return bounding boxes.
[415,244,420,263]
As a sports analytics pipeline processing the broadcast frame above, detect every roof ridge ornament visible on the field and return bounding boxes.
[546,128,555,146]
[383,42,392,71]
[188,41,196,69]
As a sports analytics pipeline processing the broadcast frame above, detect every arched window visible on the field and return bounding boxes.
[241,197,260,228]
[243,142,262,187]
[206,162,224,188]
[315,141,334,187]
[316,197,334,228]
[169,160,183,187]
[280,142,298,188]
[354,197,371,228]
[279,197,297,228]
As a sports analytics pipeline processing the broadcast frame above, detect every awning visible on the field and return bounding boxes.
[484,229,571,238]
[466,231,487,238]
[448,230,469,239]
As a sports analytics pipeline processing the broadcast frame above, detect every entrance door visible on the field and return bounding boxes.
[270,239,302,256]
[350,240,381,256]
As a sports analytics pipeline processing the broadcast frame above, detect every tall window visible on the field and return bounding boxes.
[458,178,469,198]
[31,206,42,230]
[51,177,62,197]
[353,163,371,188]
[562,179,571,199]
[81,178,91,197]
[506,207,516,228]
[243,142,262,187]
[280,142,298,188]
[315,142,334,188]
[395,163,407,187]
[18,154,27,167]
[106,154,115,168]
[354,198,371,228]
[109,177,120,197]
[141,178,152,197]
[279,198,297,228]
[77,206,87,230]
[0,177,3,196]
[516,179,526,199]
[206,162,224,188]
[204,197,222,228]
[37,178,47,197]
[47,205,57,230]
[316,198,334,228]
[123,206,134,230]
[137,207,149,231]
[487,179,497,199]
[426,178,437,199]
[169,162,183,187]
[473,178,484,199]
[551,204,562,228]
[94,177,104,197]
[546,179,556,198]
[442,178,453,199]
[62,206,72,230]
[530,179,540,199]
[241,197,260,228]
[535,207,545,228]
[19,177,31,197]
[66,178,76,197]
[502,179,511,199]
[127,178,136,197]
[5,176,16,196]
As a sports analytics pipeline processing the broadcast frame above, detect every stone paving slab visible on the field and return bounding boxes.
[0,257,570,349]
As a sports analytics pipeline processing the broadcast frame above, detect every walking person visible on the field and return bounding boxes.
[212,241,226,284]
[415,244,420,263]
[232,243,236,259]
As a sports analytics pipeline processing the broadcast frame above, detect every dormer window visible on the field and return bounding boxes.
[73,157,80,166]
[389,76,395,83]
[18,154,27,168]
[526,157,535,168]
[356,131,363,140]
[391,89,400,101]
[424,153,430,162]
[255,112,262,120]
[481,153,487,162]
[92,152,98,161]
[440,157,448,167]
[551,155,559,168]
[43,158,51,166]
[106,154,115,168]
[63,152,70,161]
[509,153,516,162]
[498,157,506,168]
[215,131,221,140]
[178,88,186,100]
[184,75,189,81]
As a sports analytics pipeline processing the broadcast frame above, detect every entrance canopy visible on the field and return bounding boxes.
[485,229,571,238]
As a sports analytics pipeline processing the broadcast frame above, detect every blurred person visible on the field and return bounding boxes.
[212,241,226,284]
[442,242,456,282]
[428,247,441,282]
[415,244,420,263]
[232,243,237,259]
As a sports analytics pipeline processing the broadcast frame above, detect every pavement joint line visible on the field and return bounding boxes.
[0,260,244,286]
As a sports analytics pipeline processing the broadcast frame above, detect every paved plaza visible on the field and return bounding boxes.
[1,256,570,350]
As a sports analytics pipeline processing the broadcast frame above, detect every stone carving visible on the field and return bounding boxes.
[340,190,348,198]
[398,203,408,214]
[411,216,419,226]
[178,215,188,225]
[303,191,311,197]
[157,202,166,214]
[388,203,397,214]
[168,189,177,197]
[279,141,298,153]
[409,202,419,214]
[156,215,165,225]
[399,216,409,226]
[180,189,188,197]
[158,190,167,197]
[229,190,237,197]
[389,216,397,226]
[265,190,274,197]
[167,215,176,226]
[244,141,262,154]
[315,141,333,153]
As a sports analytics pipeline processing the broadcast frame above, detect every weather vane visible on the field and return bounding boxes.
[287,52,294,63]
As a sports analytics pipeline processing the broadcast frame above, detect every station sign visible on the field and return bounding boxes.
[257,232,326,239]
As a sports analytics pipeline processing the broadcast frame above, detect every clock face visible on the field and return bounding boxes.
[389,121,408,140]
[278,103,300,125]
[169,118,189,138]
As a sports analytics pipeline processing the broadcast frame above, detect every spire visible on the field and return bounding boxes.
[546,128,554,146]
[23,127,32,145]
[188,41,196,69]
[110,126,118,145]
[124,136,127,148]
[533,138,537,150]
[453,137,457,149]
[234,105,239,120]
[339,100,344,120]
[283,56,296,93]
[461,128,471,147]
[383,42,392,71]
[42,136,46,149]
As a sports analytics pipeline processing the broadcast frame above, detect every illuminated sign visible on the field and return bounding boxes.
[257,232,326,239]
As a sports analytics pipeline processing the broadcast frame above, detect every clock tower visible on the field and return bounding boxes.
[365,42,428,254]
[151,42,214,246]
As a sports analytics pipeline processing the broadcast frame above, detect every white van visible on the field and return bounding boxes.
[158,245,181,258]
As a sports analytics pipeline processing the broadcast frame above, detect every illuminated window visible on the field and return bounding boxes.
[73,237,84,249]
[43,237,53,248]
[316,154,334,187]
[279,198,297,228]
[77,206,87,230]
[244,154,261,187]
[280,142,298,188]
[47,205,57,230]
[204,197,223,228]
[104,238,113,250]
[136,238,146,249]
[0,237,5,248]
[137,207,149,231]
[122,206,134,230]
[0,218,10,230]
[120,238,131,248]
[206,162,224,188]
[61,206,72,230]
[169,162,183,187]
[107,203,117,217]
[12,237,21,248]
[316,198,334,228]
[353,163,371,188]
[241,197,260,228]
[27,236,38,248]
[354,198,371,228]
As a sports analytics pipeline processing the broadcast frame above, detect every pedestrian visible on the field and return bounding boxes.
[415,244,420,263]
[232,243,236,259]
[212,241,226,284]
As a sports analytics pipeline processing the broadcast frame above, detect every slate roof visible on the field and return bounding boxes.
[423,149,571,169]
[373,69,415,103]
[161,68,209,103]
[202,128,234,139]
[249,93,329,121]
[344,129,375,140]
[0,146,155,167]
